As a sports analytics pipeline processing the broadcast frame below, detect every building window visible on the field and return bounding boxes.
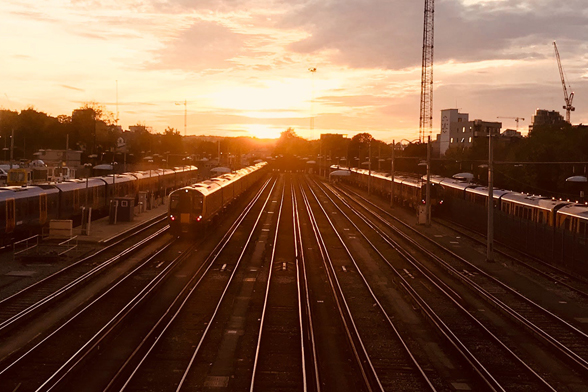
[450,138,454,143]
[468,137,472,143]
[461,138,465,143]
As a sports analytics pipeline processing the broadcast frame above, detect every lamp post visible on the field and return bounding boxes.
[390,140,395,208]
[82,163,93,235]
[112,162,118,197]
[309,67,316,140]
[487,133,495,263]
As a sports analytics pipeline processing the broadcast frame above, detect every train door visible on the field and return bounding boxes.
[73,189,80,211]
[40,194,48,225]
[6,198,15,234]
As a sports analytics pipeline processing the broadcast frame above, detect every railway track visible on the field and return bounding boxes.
[0,235,179,391]
[301,178,442,391]
[0,176,275,391]
[80,176,282,391]
[329,180,588,387]
[249,180,308,391]
[0,218,171,358]
[436,217,588,300]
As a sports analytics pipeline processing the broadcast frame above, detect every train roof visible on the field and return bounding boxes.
[500,193,570,211]
[0,185,60,199]
[53,178,105,191]
[556,204,588,220]
[172,162,266,197]
[467,186,510,199]
[173,165,198,173]
[435,177,480,192]
[98,174,136,185]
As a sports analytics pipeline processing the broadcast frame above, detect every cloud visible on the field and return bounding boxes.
[282,0,588,70]
[60,84,85,92]
[147,19,252,71]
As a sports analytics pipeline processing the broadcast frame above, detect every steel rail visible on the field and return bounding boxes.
[249,181,288,391]
[338,184,588,374]
[330,181,576,385]
[307,179,438,391]
[36,238,183,392]
[436,217,588,299]
[0,216,168,308]
[0,225,169,333]
[174,177,279,391]
[292,180,321,392]
[299,181,383,392]
[113,176,276,392]
[0,238,175,379]
[318,180,558,391]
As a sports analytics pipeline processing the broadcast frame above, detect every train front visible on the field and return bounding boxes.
[169,188,204,236]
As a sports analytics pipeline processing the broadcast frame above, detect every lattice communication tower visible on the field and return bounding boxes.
[419,0,435,143]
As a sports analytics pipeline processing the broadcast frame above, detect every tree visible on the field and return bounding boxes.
[275,128,310,157]
[160,127,183,155]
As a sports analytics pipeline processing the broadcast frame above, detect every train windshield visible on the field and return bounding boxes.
[170,192,191,213]
[170,191,203,215]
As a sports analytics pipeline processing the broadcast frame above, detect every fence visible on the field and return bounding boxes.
[442,199,588,274]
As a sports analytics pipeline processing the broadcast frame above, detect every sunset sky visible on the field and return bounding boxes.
[1,0,587,142]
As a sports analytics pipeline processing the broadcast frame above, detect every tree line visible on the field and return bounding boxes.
[274,124,588,199]
[0,104,271,168]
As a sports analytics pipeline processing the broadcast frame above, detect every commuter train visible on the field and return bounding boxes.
[0,166,198,245]
[331,165,588,240]
[335,167,444,210]
[430,175,588,237]
[169,162,268,236]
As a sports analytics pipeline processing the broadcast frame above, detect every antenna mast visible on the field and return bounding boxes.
[116,80,119,126]
[419,0,435,143]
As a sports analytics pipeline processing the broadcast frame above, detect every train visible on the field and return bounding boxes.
[0,166,198,244]
[334,167,444,210]
[330,165,588,241]
[169,162,268,236]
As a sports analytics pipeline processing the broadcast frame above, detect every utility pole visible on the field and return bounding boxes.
[426,136,431,226]
[116,80,119,126]
[175,100,187,136]
[10,129,14,169]
[309,67,316,140]
[487,133,495,262]
[183,100,187,136]
[368,139,372,194]
[390,140,395,208]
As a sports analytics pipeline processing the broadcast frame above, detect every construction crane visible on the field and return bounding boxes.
[497,116,525,129]
[553,41,575,123]
[419,0,434,144]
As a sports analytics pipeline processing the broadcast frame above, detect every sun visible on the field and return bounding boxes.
[244,124,283,139]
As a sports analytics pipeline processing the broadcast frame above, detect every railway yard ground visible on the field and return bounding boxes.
[0,197,170,298]
[0,172,587,392]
